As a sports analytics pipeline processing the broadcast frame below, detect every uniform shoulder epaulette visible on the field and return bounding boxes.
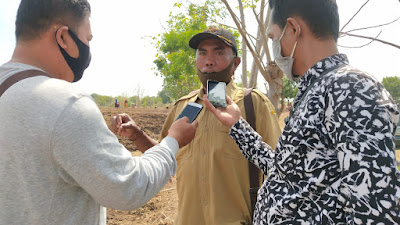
[240,88,268,100]
[174,89,200,105]
[251,88,269,100]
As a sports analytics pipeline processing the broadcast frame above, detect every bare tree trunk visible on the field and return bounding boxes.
[249,30,262,89]
[249,3,271,89]
[221,0,270,82]
[238,0,248,88]
[267,80,282,113]
[279,95,285,118]
[249,30,262,80]
[222,0,282,107]
[249,48,267,88]
[134,84,145,107]
[266,62,284,110]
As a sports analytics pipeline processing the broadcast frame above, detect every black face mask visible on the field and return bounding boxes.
[56,29,91,82]
[197,59,236,87]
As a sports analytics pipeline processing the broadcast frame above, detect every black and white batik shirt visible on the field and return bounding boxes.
[230,54,400,225]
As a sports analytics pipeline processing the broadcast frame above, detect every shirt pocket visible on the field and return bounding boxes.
[215,123,244,159]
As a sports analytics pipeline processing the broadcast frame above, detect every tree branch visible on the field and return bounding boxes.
[341,16,400,35]
[338,31,381,48]
[251,0,271,63]
[340,0,370,32]
[208,19,259,49]
[340,31,400,49]
[220,0,270,81]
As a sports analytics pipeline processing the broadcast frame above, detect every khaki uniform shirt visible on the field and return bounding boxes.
[160,82,281,225]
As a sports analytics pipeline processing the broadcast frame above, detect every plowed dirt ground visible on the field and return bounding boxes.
[101,107,178,225]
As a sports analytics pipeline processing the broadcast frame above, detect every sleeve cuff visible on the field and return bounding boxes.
[159,136,179,155]
[229,117,246,135]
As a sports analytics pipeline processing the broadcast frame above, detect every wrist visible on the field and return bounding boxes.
[129,126,144,142]
[229,117,242,129]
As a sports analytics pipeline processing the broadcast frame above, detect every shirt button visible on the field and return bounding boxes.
[203,201,208,206]
[204,127,208,131]
[202,151,206,155]
[201,175,206,180]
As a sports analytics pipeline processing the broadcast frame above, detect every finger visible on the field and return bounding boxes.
[116,114,123,125]
[191,120,199,128]
[203,95,217,113]
[120,113,130,123]
[181,116,189,123]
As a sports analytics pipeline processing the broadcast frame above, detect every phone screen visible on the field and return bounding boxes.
[207,80,227,107]
[176,102,203,123]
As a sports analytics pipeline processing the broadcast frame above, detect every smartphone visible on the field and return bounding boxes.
[207,80,227,107]
[176,102,203,123]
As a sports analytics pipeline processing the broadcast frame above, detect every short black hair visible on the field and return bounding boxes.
[269,0,339,41]
[15,0,91,41]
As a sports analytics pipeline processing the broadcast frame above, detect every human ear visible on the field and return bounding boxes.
[234,57,241,68]
[55,26,79,58]
[286,18,301,40]
[55,26,69,49]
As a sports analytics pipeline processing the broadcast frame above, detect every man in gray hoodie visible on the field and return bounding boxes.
[0,1,198,225]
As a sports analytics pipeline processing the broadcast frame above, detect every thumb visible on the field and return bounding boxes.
[226,96,234,105]
[116,114,122,125]
[203,95,217,113]
[191,120,199,128]
[179,116,189,123]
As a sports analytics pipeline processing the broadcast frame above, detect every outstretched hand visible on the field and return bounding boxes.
[203,94,242,128]
[111,113,140,140]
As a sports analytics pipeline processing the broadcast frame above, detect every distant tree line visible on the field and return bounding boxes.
[91,89,173,107]
[91,75,399,110]
[382,76,400,105]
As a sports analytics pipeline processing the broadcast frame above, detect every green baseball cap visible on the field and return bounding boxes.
[189,26,238,56]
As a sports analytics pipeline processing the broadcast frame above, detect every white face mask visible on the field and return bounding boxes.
[272,24,300,82]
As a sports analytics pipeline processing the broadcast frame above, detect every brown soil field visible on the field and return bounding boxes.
[101,107,178,225]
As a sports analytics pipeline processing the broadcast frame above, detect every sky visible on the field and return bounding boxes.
[0,0,399,97]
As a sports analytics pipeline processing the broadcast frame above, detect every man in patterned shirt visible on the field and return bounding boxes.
[204,0,400,224]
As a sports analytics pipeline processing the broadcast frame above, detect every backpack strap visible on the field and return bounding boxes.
[0,69,50,97]
[244,88,259,218]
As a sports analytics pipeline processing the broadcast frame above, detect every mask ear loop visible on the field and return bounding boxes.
[278,24,288,41]
[289,25,301,57]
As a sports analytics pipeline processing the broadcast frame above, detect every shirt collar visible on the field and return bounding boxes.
[297,53,349,93]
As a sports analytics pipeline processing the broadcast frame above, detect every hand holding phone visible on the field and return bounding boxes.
[176,102,203,123]
[207,80,227,108]
[169,116,198,148]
